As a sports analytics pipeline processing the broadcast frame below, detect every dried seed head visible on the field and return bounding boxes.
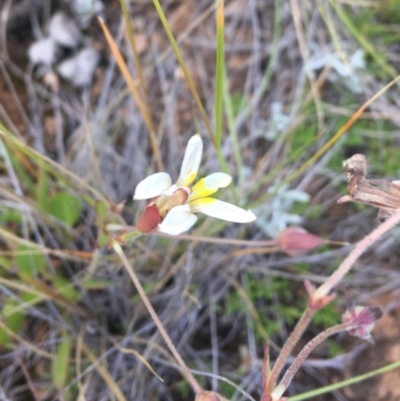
[339,153,400,221]
[276,226,323,257]
[342,153,367,180]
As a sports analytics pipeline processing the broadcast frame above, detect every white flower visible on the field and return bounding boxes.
[134,134,256,235]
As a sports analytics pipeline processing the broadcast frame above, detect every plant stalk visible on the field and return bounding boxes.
[267,308,314,393]
[313,207,400,302]
[271,321,354,401]
[112,241,203,395]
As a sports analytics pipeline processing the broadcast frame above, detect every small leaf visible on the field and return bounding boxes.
[48,193,83,227]
[82,278,112,290]
[37,164,49,211]
[0,298,27,347]
[95,201,109,221]
[95,201,112,247]
[97,230,111,248]
[0,255,13,270]
[0,209,22,224]
[52,336,72,388]
[53,275,80,301]
[15,245,46,276]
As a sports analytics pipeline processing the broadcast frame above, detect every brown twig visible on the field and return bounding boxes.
[16,350,41,401]
[112,241,204,395]
[312,207,400,304]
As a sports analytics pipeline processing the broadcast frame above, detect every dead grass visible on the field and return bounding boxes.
[0,0,400,400]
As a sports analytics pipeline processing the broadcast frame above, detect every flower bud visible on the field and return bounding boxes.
[137,205,160,234]
[342,305,383,342]
[276,226,323,257]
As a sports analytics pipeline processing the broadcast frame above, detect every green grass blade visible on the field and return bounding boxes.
[215,0,224,150]
[252,74,400,206]
[223,68,243,184]
[213,0,239,201]
[329,0,397,78]
[288,358,400,400]
[236,0,283,126]
[36,161,48,211]
[119,0,149,104]
[0,125,109,207]
[151,0,215,145]
[52,336,72,389]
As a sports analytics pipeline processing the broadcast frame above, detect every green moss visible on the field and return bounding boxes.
[313,302,341,328]
[225,273,304,341]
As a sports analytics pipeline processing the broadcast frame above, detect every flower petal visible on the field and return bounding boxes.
[134,172,172,200]
[189,173,232,201]
[161,184,179,197]
[189,198,256,223]
[176,134,203,187]
[158,205,198,235]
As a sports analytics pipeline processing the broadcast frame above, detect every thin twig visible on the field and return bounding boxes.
[313,207,400,302]
[112,241,204,395]
[98,17,163,171]
[107,224,275,247]
[16,351,41,401]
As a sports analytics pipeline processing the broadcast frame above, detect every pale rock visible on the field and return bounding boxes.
[49,12,82,48]
[72,0,104,28]
[28,37,57,65]
[58,47,99,87]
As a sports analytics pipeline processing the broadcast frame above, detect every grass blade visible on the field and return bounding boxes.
[151,0,215,145]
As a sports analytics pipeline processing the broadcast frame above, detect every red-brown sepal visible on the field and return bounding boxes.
[137,205,161,234]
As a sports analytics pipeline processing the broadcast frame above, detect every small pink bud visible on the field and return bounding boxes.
[276,227,323,257]
[342,306,383,342]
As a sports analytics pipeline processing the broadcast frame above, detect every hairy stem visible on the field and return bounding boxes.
[268,208,400,397]
[267,308,314,393]
[313,207,400,302]
[271,321,354,401]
